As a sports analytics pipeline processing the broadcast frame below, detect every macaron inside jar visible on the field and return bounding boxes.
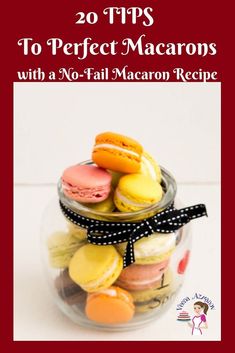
[130,270,173,313]
[117,233,176,265]
[116,260,170,291]
[85,286,135,324]
[69,244,123,292]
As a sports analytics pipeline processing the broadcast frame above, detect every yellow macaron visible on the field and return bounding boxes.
[141,151,162,183]
[114,174,163,212]
[69,244,123,292]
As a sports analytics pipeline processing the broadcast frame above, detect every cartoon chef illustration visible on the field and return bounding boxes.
[188,301,208,335]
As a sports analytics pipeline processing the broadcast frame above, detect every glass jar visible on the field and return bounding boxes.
[40,161,192,331]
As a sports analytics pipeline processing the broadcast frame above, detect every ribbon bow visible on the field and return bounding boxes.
[59,201,207,268]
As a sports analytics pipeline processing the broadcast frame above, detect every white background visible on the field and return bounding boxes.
[14,82,221,340]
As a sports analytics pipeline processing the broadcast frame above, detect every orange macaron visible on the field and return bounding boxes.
[92,132,143,173]
[85,286,135,324]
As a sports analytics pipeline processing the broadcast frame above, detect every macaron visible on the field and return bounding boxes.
[109,170,124,188]
[83,190,115,213]
[61,164,112,203]
[141,151,162,183]
[117,233,176,265]
[85,286,135,324]
[114,174,163,212]
[92,132,143,173]
[69,244,123,292]
[67,222,87,242]
[130,270,172,312]
[55,269,87,305]
[47,231,86,268]
[116,259,170,291]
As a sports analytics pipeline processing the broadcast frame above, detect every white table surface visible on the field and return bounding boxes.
[14,183,221,341]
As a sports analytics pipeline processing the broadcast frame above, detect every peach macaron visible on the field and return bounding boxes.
[85,286,135,324]
[116,260,170,291]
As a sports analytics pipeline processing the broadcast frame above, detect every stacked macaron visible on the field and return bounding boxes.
[48,132,178,324]
[115,233,175,312]
[60,132,163,212]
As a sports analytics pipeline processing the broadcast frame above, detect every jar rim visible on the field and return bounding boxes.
[57,160,177,221]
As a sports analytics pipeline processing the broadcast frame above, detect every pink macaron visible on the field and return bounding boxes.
[61,165,112,203]
[116,259,170,291]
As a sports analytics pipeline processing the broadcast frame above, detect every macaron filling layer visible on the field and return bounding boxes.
[96,288,117,297]
[115,189,153,208]
[94,143,140,157]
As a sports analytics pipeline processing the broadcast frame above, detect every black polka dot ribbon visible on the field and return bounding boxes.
[59,200,207,268]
